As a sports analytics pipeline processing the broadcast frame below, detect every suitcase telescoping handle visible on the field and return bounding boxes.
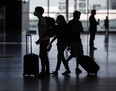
[26,34,32,54]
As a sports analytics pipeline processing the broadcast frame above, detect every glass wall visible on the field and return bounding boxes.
[27,0,116,32]
[29,0,59,32]
[88,0,116,32]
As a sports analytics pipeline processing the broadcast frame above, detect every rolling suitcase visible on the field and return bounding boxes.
[79,55,100,75]
[23,34,39,77]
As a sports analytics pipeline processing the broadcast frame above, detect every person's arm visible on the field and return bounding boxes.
[47,35,57,51]
[97,19,100,25]
[49,35,57,45]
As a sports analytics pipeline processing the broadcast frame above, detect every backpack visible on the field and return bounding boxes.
[44,16,56,38]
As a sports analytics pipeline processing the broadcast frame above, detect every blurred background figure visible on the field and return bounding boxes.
[104,16,109,35]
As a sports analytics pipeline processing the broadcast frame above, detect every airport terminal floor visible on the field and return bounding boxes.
[0,32,116,91]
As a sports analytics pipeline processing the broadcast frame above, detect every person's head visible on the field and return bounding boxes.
[106,16,108,19]
[73,11,81,20]
[56,15,66,25]
[91,9,96,15]
[34,6,44,18]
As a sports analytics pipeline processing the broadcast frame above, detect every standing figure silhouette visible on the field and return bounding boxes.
[34,6,50,77]
[89,9,99,50]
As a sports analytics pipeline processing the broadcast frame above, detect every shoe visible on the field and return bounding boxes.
[90,47,97,50]
[37,72,46,78]
[51,71,58,75]
[62,70,71,75]
[75,68,82,73]
[45,72,50,77]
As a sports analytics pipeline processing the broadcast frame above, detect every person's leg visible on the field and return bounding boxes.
[61,53,70,71]
[43,40,50,76]
[59,45,71,75]
[39,40,50,77]
[62,55,71,75]
[39,42,46,76]
[55,54,62,71]
[75,42,83,74]
[89,32,96,49]
[89,33,94,48]
[51,45,61,75]
[51,53,62,75]
[75,57,82,73]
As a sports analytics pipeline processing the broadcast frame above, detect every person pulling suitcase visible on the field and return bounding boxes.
[67,11,84,74]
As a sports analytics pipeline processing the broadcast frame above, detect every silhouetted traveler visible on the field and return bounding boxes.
[34,6,50,77]
[104,16,109,35]
[89,9,99,50]
[49,15,71,75]
[67,11,84,73]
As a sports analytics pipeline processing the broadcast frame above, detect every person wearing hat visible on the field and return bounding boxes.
[67,11,84,74]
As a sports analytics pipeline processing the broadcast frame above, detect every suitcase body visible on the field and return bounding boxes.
[23,54,39,76]
[23,34,39,76]
[79,55,100,75]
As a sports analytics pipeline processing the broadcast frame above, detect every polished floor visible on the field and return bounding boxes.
[0,33,116,91]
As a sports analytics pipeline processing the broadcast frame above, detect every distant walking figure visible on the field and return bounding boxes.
[49,15,71,75]
[89,9,99,50]
[67,11,84,74]
[104,16,109,35]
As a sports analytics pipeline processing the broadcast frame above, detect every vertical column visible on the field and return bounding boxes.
[47,0,50,16]
[22,0,29,33]
[74,0,77,11]
[66,0,69,21]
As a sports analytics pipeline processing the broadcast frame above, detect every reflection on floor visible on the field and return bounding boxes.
[0,33,116,91]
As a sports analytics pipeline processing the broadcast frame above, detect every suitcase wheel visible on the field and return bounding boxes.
[23,73,31,77]
[23,73,39,77]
